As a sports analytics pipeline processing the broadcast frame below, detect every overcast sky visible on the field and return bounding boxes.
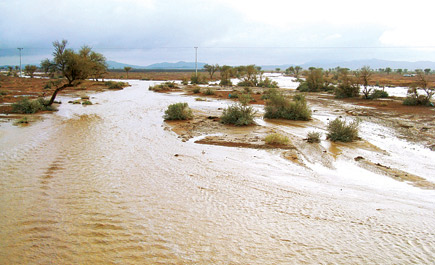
[1,0,435,66]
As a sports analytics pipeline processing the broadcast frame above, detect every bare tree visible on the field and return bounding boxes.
[359,66,373,99]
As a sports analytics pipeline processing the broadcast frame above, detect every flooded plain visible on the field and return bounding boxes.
[1,80,434,264]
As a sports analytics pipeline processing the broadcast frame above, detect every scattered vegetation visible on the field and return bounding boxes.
[326,118,359,142]
[82,100,92,105]
[164,103,193,120]
[105,81,128,89]
[149,81,179,92]
[264,89,312,120]
[12,98,56,114]
[306,131,322,143]
[264,133,289,145]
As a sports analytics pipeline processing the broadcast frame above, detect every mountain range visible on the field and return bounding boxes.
[107,59,435,71]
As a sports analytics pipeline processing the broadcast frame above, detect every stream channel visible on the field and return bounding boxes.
[0,80,434,264]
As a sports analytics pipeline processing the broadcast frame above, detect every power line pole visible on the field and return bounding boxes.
[194,46,198,78]
[17,48,23,77]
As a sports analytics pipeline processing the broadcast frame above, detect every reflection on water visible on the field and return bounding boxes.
[0,81,434,264]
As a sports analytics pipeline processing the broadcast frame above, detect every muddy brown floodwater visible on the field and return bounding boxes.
[1,80,434,264]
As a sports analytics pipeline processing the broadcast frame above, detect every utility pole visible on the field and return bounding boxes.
[194,46,198,78]
[17,48,23,77]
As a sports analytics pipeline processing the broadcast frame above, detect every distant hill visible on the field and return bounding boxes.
[107,61,146,69]
[107,60,206,70]
[261,59,435,71]
[106,59,435,71]
[144,61,206,70]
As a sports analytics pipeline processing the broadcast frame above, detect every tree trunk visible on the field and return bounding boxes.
[47,84,72,106]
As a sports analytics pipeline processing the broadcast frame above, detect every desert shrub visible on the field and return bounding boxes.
[203,87,215,95]
[334,83,360,98]
[220,79,232,87]
[368,89,389,99]
[228,93,239,99]
[164,103,193,120]
[12,98,56,114]
[220,103,256,126]
[181,78,189,85]
[326,118,359,142]
[306,131,321,143]
[14,117,29,125]
[192,87,201,94]
[403,88,431,106]
[264,91,311,120]
[265,133,289,145]
[149,81,178,91]
[0,91,7,95]
[105,81,128,89]
[191,74,207,85]
[258,77,279,88]
[82,100,92,105]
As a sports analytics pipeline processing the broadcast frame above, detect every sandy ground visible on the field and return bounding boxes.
[161,85,435,189]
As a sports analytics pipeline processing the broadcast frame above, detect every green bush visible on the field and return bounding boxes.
[367,89,389,100]
[192,87,201,94]
[149,81,178,91]
[105,81,128,89]
[326,118,359,142]
[265,133,289,145]
[220,103,256,126]
[164,103,193,120]
[264,91,311,120]
[334,83,360,98]
[14,117,29,125]
[403,89,431,106]
[82,100,93,105]
[306,131,321,143]
[203,87,215,95]
[228,93,239,99]
[258,77,279,88]
[12,98,56,114]
[190,74,207,85]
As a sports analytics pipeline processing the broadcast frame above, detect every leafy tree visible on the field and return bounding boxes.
[40,59,55,77]
[203,64,219,79]
[385,67,392,75]
[359,66,373,99]
[424,68,431,75]
[275,68,281,73]
[285,66,302,78]
[297,68,325,92]
[24,65,37,78]
[124,66,132,78]
[396,68,403,75]
[42,39,107,105]
[334,68,359,98]
[219,65,234,86]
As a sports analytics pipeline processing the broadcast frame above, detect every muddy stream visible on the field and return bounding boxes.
[0,80,434,264]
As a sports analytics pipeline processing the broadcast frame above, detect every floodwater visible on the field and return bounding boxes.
[1,80,434,264]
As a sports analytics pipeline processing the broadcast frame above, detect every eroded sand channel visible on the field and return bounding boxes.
[0,80,434,264]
